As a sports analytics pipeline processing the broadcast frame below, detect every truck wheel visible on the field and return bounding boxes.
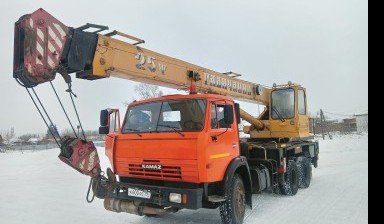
[220,174,246,224]
[297,157,312,188]
[279,160,299,196]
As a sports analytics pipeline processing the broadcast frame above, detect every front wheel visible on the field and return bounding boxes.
[220,174,246,224]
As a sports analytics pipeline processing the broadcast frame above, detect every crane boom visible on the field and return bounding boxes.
[14,8,315,137]
[14,8,270,106]
[91,34,270,105]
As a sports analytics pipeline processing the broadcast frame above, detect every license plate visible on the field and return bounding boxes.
[128,188,151,199]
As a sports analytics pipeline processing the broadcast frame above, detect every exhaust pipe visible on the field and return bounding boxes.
[104,198,178,216]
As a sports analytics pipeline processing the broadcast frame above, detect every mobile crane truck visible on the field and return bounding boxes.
[13,9,319,224]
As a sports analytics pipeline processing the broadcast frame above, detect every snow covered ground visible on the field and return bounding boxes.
[0,133,368,224]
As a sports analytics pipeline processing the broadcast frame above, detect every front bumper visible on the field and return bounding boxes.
[110,182,204,209]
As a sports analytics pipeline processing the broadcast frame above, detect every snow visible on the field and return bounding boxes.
[0,134,368,224]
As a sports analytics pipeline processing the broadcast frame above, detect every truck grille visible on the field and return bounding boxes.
[128,164,182,180]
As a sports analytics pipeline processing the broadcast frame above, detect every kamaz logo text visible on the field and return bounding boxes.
[142,164,163,170]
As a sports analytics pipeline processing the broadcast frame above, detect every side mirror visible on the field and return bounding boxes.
[224,105,234,125]
[99,126,109,135]
[100,110,109,126]
[99,109,110,135]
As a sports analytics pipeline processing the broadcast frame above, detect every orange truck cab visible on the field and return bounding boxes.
[100,94,249,209]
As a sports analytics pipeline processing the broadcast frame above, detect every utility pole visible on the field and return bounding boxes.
[320,109,325,140]
[312,116,316,135]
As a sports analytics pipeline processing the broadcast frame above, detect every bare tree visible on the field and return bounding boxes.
[124,83,164,106]
[1,129,13,145]
[61,128,77,138]
[134,83,164,100]
[45,124,60,140]
[0,135,4,153]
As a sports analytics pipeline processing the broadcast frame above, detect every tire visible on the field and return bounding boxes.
[297,157,312,188]
[279,160,299,196]
[220,174,246,224]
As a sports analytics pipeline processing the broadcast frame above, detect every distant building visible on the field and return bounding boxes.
[342,118,357,132]
[355,114,368,132]
[27,138,41,145]
[313,117,358,134]
[9,138,23,145]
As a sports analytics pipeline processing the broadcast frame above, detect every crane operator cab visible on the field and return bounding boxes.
[250,82,312,141]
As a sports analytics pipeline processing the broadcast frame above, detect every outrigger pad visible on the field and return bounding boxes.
[59,137,101,177]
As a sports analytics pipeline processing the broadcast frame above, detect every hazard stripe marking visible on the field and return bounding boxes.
[36,42,44,57]
[47,56,55,68]
[48,26,63,49]
[47,42,56,54]
[53,23,66,39]
[37,28,44,42]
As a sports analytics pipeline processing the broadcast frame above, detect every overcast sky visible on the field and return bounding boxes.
[0,0,368,136]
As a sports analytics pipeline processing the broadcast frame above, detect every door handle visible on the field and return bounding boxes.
[232,143,238,148]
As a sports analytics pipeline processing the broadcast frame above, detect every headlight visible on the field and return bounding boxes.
[169,193,182,204]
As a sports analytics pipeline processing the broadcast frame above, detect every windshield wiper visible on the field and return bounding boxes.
[157,124,185,137]
[124,128,142,137]
[272,107,286,122]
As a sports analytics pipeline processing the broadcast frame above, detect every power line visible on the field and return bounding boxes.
[323,111,354,117]
[323,110,368,117]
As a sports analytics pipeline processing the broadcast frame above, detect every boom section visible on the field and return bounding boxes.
[90,35,270,105]
[13,8,270,105]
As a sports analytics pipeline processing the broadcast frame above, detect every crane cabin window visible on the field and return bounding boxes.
[271,89,295,119]
[298,89,307,115]
[122,99,206,133]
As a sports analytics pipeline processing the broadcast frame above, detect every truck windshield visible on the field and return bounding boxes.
[271,89,295,120]
[122,99,207,133]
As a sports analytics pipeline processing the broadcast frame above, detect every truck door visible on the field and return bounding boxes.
[206,101,239,182]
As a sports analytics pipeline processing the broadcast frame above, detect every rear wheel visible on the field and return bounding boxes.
[220,174,246,224]
[279,160,299,196]
[297,157,312,188]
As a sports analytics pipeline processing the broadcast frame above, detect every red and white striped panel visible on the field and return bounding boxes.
[26,8,69,77]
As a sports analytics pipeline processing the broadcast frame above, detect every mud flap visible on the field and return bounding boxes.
[59,137,101,177]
